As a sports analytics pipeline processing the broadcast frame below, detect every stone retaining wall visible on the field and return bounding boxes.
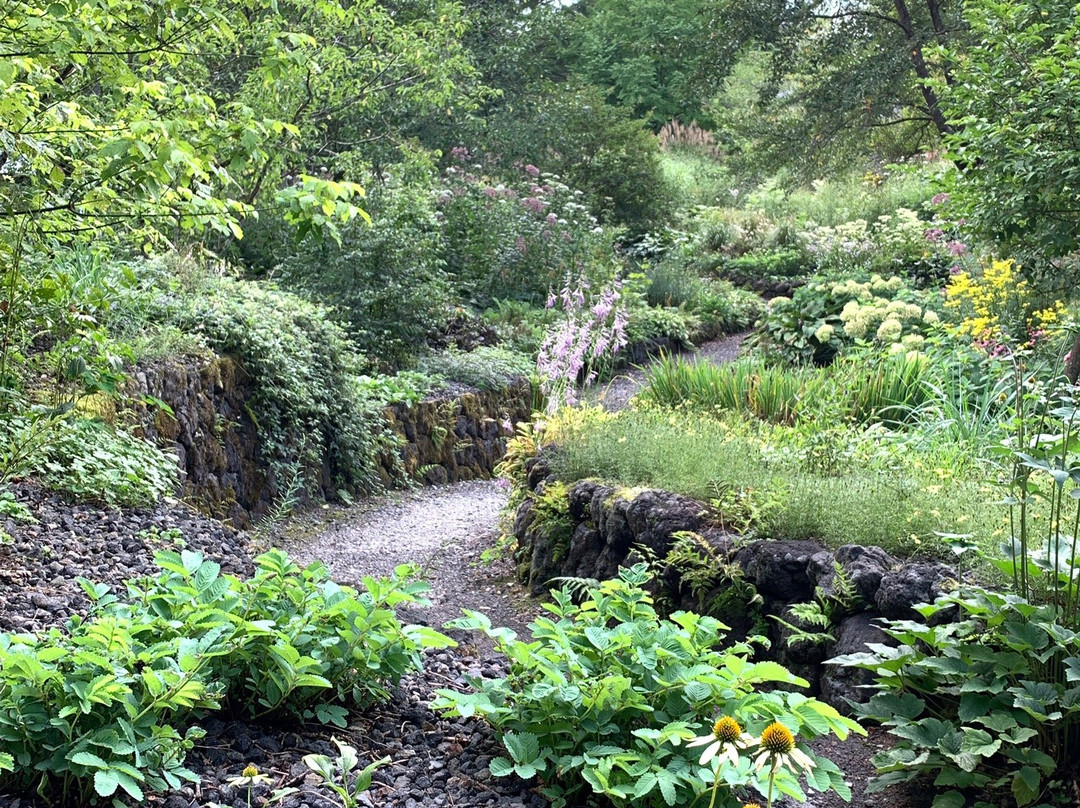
[512,454,956,710]
[126,355,532,527]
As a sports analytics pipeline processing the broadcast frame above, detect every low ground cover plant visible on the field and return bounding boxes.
[543,404,999,557]
[434,564,860,808]
[0,549,451,806]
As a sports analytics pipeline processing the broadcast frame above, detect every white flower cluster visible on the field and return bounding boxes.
[840,296,927,345]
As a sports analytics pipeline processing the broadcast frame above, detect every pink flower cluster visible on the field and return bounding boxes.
[537,277,628,413]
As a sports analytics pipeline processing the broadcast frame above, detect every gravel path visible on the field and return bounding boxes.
[283,480,539,644]
[585,331,746,411]
[0,338,924,808]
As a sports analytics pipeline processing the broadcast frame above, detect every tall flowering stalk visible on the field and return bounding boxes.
[537,275,627,413]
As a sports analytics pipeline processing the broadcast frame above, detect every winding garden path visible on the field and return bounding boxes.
[274,334,919,808]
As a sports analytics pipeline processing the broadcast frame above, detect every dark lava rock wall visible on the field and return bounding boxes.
[512,461,956,711]
[380,379,533,487]
[127,356,267,527]
[127,356,533,527]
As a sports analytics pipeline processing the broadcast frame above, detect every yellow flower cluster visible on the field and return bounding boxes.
[945,258,1065,343]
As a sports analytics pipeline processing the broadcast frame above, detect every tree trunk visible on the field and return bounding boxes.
[1066,331,1080,384]
[893,0,954,136]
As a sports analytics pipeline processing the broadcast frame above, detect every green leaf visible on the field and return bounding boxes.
[70,751,109,769]
[94,769,120,797]
[682,681,712,703]
[932,791,966,808]
[488,756,513,778]
[1012,765,1041,807]
[503,732,540,765]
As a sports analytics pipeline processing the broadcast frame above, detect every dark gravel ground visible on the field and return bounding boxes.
[0,480,252,635]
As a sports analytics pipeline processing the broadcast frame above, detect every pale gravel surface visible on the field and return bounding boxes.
[284,480,540,644]
[276,336,929,808]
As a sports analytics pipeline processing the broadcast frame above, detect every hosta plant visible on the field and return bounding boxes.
[834,588,1079,808]
[433,564,861,808]
[835,370,1080,807]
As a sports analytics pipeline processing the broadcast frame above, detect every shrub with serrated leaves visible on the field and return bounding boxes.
[0,594,216,805]
[834,588,1080,808]
[433,564,860,808]
[0,549,452,806]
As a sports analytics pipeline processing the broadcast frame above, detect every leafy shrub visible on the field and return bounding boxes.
[139,549,451,719]
[751,274,941,366]
[31,416,178,506]
[353,371,437,409]
[643,261,701,308]
[844,381,1080,805]
[625,305,699,348]
[801,207,959,281]
[0,550,451,805]
[721,248,810,280]
[690,207,783,257]
[482,299,555,355]
[837,588,1077,808]
[693,280,764,338]
[419,346,534,391]
[945,257,1066,347]
[433,565,860,808]
[0,611,210,805]
[436,156,613,306]
[275,171,451,370]
[153,269,400,498]
[475,84,674,232]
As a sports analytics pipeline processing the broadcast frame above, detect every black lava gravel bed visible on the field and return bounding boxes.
[0,481,547,808]
[0,480,252,634]
[179,652,545,808]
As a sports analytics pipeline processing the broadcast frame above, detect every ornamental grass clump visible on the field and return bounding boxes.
[433,564,861,808]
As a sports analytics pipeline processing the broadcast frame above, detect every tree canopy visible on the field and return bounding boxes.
[0,0,478,249]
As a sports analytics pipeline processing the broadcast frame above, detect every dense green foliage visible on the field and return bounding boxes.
[0,550,450,805]
[275,170,451,369]
[840,588,1075,808]
[943,0,1080,270]
[152,267,401,498]
[5,1,1080,803]
[434,565,859,808]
